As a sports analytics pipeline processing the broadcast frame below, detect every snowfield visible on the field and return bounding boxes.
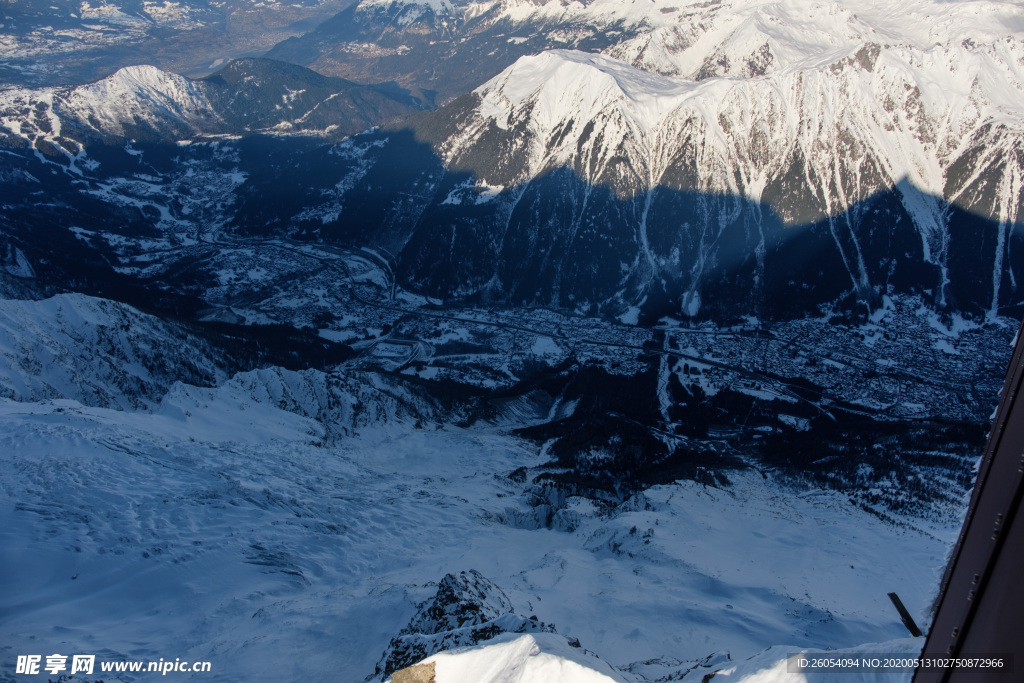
[399,633,630,683]
[0,371,956,681]
[392,633,925,683]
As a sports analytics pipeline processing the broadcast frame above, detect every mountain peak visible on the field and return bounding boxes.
[61,64,216,138]
[475,50,692,141]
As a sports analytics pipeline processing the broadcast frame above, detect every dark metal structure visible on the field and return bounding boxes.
[914,320,1024,682]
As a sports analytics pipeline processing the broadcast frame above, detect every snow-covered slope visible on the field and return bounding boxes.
[375,569,558,678]
[708,637,923,683]
[59,65,221,139]
[162,365,447,442]
[456,41,1024,219]
[600,0,1022,79]
[0,294,224,409]
[390,632,629,683]
[0,393,953,682]
[0,66,223,145]
[392,632,926,683]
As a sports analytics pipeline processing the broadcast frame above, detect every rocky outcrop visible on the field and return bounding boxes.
[372,570,554,680]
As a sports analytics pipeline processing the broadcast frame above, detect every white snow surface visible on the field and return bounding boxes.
[405,632,629,682]
[0,382,951,681]
[711,637,923,683]
[359,0,1023,79]
[0,63,227,147]
[0,294,224,409]
[0,290,966,682]
[465,42,1024,200]
[396,632,925,682]
[60,65,220,138]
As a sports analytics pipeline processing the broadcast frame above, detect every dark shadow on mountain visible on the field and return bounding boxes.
[0,146,356,373]
[199,58,431,135]
[2,124,1022,326]
[218,128,1024,324]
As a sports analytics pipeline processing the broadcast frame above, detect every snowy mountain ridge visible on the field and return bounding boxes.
[0,65,225,146]
[161,364,451,443]
[0,0,357,86]
[416,37,1024,314]
[0,58,424,147]
[458,40,1024,204]
[352,0,1024,78]
[390,632,630,683]
[600,0,1024,79]
[0,293,224,410]
[60,64,222,139]
[0,291,443,432]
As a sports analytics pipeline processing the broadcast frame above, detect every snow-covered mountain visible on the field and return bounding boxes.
[205,37,1024,319]
[163,364,452,443]
[0,58,423,144]
[394,633,926,683]
[602,0,1020,79]
[375,569,557,678]
[399,38,1024,317]
[266,0,1024,96]
[0,288,1002,683]
[60,65,221,139]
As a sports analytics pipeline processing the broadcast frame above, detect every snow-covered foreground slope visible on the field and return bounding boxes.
[0,382,954,681]
[397,632,630,683]
[0,65,220,145]
[709,638,923,683]
[392,633,924,683]
[448,39,1024,252]
[593,0,1023,79]
[463,42,1024,199]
